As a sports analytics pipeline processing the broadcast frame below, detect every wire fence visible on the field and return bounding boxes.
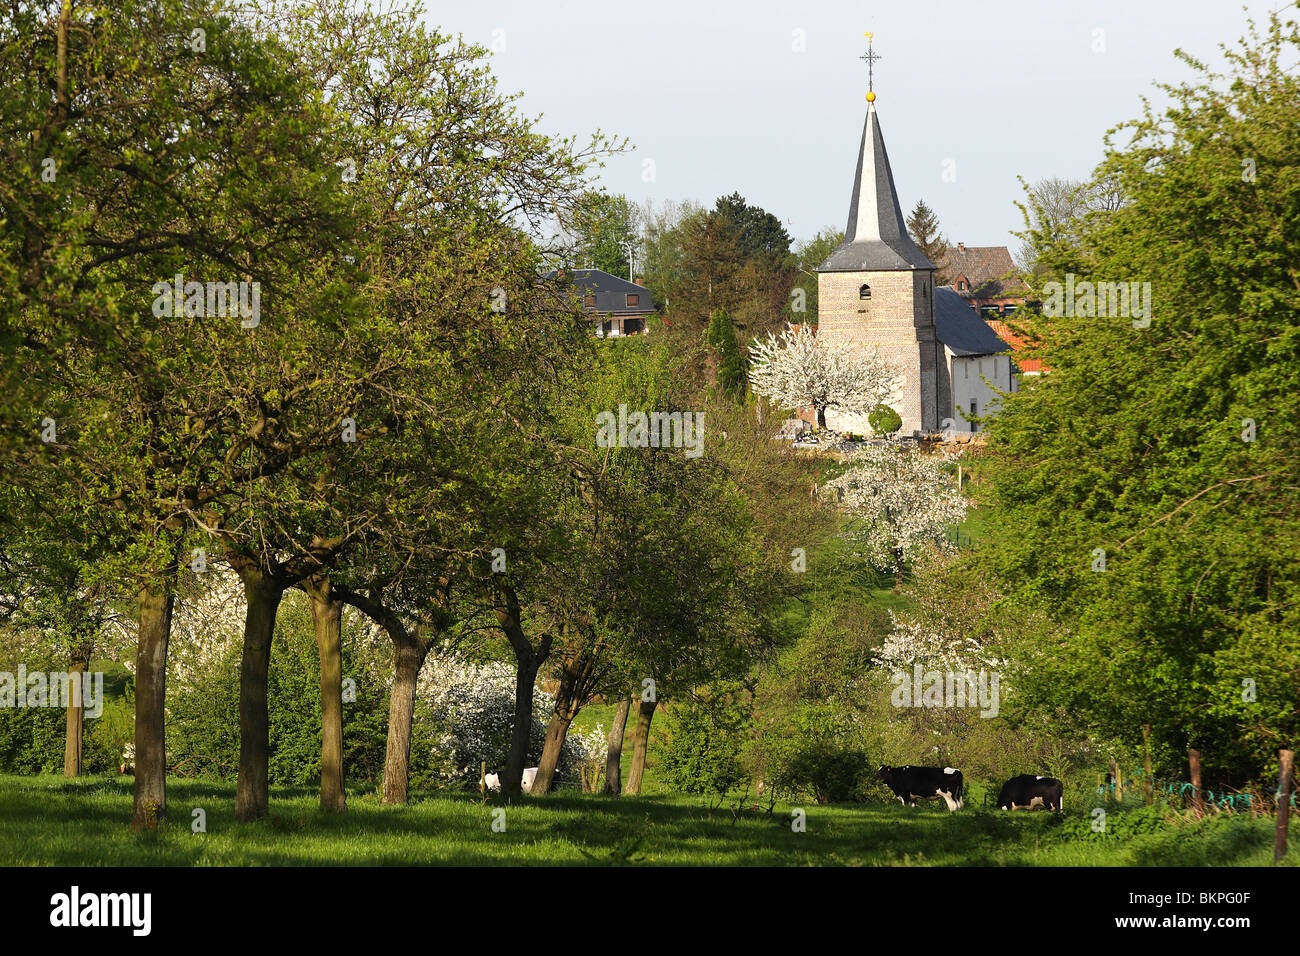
[1096,766,1296,814]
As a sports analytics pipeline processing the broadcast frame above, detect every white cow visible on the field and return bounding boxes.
[483,768,539,792]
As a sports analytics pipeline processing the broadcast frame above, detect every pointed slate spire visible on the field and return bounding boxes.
[819,100,934,273]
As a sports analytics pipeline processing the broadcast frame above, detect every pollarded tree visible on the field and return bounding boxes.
[824,444,968,584]
[748,325,896,430]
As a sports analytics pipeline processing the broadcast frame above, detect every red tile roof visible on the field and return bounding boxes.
[986,319,1047,373]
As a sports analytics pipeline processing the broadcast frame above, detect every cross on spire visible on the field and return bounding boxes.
[859,32,880,101]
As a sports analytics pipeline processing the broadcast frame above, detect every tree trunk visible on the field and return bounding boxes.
[382,634,429,805]
[306,576,346,813]
[503,651,542,799]
[624,698,657,796]
[816,405,827,431]
[531,706,576,796]
[532,651,595,795]
[496,586,550,800]
[603,696,632,796]
[132,584,174,829]
[62,655,88,777]
[235,571,283,822]
[531,711,574,796]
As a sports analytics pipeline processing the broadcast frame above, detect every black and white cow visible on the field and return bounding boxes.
[878,765,964,812]
[997,774,1063,811]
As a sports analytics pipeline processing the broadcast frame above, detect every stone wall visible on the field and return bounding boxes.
[817,268,939,434]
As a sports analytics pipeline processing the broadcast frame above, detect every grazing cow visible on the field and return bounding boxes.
[878,765,964,812]
[997,774,1063,811]
[484,768,539,793]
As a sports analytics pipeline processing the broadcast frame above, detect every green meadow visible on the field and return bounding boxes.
[0,774,1286,867]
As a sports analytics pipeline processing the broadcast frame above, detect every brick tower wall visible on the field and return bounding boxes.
[816,268,939,435]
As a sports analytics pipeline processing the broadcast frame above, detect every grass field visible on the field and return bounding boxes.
[0,774,1289,866]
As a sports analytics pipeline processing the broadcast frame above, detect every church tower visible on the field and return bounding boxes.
[816,38,942,436]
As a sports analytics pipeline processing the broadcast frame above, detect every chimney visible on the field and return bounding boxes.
[633,276,645,287]
[957,242,965,253]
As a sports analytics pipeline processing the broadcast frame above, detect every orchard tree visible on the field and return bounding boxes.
[825,444,969,584]
[2,0,366,828]
[748,325,897,430]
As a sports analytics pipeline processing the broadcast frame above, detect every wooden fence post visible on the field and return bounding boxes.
[1142,724,1154,805]
[1276,749,1294,864]
[1189,748,1204,818]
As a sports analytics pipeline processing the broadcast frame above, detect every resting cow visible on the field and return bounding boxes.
[997,774,1063,811]
[878,765,964,812]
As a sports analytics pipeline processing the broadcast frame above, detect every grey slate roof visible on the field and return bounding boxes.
[818,102,934,273]
[934,286,1010,356]
[544,268,656,314]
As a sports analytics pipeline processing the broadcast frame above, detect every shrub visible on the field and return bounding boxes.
[656,697,748,796]
[166,594,390,786]
[763,704,872,803]
[867,404,902,437]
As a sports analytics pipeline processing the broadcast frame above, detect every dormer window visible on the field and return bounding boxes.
[859,284,871,300]
[957,280,967,292]
[626,293,639,308]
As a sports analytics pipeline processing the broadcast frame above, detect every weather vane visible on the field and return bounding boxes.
[860,31,880,102]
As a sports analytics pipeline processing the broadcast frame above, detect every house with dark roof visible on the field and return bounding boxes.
[934,286,1017,434]
[545,268,656,337]
[935,243,1028,320]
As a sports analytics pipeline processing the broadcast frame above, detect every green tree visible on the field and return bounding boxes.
[905,199,948,280]
[568,191,640,277]
[705,308,746,397]
[2,0,365,828]
[789,227,843,323]
[981,12,1300,785]
[867,405,903,437]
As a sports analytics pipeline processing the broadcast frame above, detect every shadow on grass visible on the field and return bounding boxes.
[1,775,1283,867]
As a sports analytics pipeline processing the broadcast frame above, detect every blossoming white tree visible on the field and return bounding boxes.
[825,443,969,583]
[747,325,897,431]
[874,612,1005,672]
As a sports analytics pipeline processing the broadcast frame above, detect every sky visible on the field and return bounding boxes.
[422,0,1296,254]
